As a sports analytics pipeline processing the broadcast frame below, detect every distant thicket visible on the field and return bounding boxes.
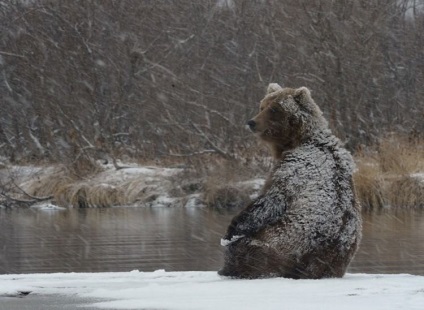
[0,0,423,165]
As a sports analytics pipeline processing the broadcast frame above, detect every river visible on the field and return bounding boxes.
[1,207,423,275]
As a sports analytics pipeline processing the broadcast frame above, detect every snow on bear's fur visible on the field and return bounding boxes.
[219,84,362,279]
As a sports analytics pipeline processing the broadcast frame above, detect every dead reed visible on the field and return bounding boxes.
[354,135,424,210]
[203,160,256,209]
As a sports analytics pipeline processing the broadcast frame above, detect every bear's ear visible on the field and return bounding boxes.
[293,87,312,102]
[293,87,322,116]
[266,83,283,94]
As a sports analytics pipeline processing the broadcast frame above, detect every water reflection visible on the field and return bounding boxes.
[350,210,424,275]
[0,207,423,275]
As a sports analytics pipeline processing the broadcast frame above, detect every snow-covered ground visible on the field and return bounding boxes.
[0,270,423,309]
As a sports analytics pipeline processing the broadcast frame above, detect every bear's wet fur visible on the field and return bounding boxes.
[219,84,362,279]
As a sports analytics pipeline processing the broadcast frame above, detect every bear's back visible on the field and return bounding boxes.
[259,137,361,257]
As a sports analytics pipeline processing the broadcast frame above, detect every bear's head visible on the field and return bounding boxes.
[247,83,328,159]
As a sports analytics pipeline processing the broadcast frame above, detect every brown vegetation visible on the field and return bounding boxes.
[1,135,423,210]
[354,135,424,210]
[203,161,257,209]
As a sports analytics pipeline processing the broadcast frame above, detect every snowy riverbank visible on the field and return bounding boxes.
[1,158,423,210]
[0,162,264,209]
[1,270,423,309]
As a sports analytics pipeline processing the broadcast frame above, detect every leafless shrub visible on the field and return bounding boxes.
[0,0,422,167]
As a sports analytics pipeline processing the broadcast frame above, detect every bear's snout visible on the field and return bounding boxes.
[247,120,256,131]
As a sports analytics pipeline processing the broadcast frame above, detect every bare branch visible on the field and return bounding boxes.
[190,122,234,160]
[0,51,25,58]
[169,150,217,157]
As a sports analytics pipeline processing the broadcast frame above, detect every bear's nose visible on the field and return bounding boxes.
[247,120,256,130]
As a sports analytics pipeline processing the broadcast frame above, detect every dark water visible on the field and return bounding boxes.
[0,207,423,275]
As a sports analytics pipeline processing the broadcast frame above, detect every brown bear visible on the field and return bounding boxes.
[219,83,362,279]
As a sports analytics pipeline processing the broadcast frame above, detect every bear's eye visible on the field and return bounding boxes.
[269,107,277,113]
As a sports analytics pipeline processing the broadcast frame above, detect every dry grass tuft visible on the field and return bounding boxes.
[120,177,163,205]
[19,166,127,208]
[60,183,125,208]
[354,160,387,210]
[377,136,424,174]
[67,154,103,179]
[387,176,424,209]
[203,161,254,209]
[204,184,251,209]
[354,135,424,210]
[88,183,126,207]
[55,183,90,208]
[23,167,74,198]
